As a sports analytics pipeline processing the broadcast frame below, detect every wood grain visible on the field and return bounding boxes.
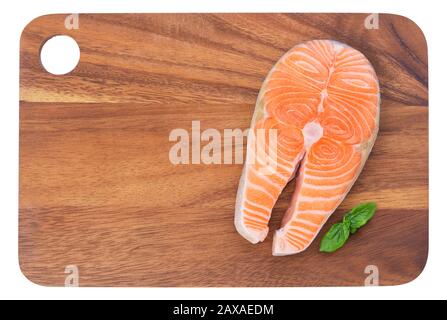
[19,13,428,287]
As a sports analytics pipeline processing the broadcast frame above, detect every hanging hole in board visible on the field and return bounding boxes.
[40,35,80,75]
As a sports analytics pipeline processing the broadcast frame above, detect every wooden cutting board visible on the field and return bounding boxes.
[19,13,428,287]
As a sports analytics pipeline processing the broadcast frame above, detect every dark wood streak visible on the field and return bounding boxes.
[382,51,428,95]
[379,81,428,106]
[387,20,428,69]
[88,14,279,65]
[386,21,428,88]
[75,61,258,95]
[81,47,265,81]
[206,14,292,52]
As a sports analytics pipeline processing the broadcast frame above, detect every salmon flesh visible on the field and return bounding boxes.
[234,40,380,256]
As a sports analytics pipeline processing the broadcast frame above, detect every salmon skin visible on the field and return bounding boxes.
[234,40,380,256]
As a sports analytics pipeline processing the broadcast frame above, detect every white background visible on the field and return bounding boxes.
[0,0,444,300]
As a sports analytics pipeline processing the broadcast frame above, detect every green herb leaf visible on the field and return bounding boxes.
[319,221,350,253]
[344,202,377,234]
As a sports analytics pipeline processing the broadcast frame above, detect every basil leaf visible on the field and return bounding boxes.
[344,202,377,234]
[319,221,350,253]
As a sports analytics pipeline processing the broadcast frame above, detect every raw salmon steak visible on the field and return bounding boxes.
[234,40,380,256]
